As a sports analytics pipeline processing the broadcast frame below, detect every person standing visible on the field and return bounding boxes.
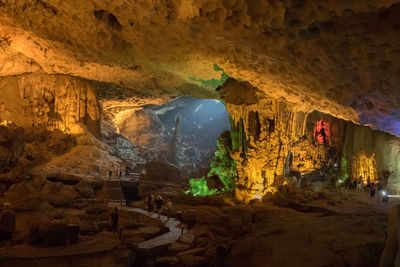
[155,195,164,219]
[0,202,16,256]
[110,207,118,239]
[164,199,173,221]
[147,194,155,213]
[370,183,376,200]
[357,175,363,191]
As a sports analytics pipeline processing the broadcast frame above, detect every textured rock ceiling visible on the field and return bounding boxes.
[1,0,400,134]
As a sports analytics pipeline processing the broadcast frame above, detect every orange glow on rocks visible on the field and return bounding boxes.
[352,153,377,181]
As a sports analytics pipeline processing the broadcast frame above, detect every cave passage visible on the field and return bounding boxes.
[119,96,230,177]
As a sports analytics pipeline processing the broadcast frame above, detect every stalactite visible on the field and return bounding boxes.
[218,78,400,202]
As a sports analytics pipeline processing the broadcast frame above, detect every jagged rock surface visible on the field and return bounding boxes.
[221,79,400,201]
[2,1,400,134]
[0,73,101,138]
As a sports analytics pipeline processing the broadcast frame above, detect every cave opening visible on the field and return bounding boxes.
[118,96,230,202]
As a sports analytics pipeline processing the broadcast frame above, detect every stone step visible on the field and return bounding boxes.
[107,190,124,199]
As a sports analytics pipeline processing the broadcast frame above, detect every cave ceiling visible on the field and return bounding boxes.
[1,0,400,134]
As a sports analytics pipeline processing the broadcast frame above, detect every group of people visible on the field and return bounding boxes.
[146,194,173,219]
[356,175,386,201]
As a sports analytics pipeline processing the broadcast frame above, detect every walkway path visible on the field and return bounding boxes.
[106,174,184,251]
[104,179,126,206]
[108,204,184,250]
[0,177,183,260]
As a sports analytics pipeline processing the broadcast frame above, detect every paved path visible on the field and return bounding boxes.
[107,174,184,251]
[108,204,184,250]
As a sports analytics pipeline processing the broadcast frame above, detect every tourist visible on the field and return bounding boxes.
[0,202,16,256]
[164,199,174,221]
[370,183,376,200]
[109,170,112,179]
[155,195,164,218]
[357,175,363,190]
[110,207,118,239]
[147,194,155,213]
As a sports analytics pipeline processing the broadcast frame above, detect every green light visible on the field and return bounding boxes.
[185,176,218,196]
[189,64,229,89]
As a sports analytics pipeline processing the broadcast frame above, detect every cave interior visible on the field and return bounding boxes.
[0,0,400,266]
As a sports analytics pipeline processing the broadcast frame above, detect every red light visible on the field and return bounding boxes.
[313,120,330,144]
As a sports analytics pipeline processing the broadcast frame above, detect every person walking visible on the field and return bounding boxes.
[147,194,155,213]
[0,202,15,256]
[370,183,376,200]
[155,195,164,219]
[110,207,119,239]
[164,199,174,221]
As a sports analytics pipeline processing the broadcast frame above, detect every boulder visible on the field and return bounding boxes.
[168,241,191,254]
[206,174,225,191]
[144,161,182,183]
[0,124,24,173]
[75,180,95,197]
[179,233,196,245]
[176,247,206,257]
[179,255,207,267]
[154,257,179,267]
[124,226,161,240]
[28,221,69,247]
[41,181,78,207]
[48,129,76,155]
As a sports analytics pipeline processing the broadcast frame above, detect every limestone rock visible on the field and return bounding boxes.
[120,109,164,147]
[154,257,179,267]
[28,221,70,247]
[0,74,101,138]
[0,124,24,173]
[144,161,182,183]
[124,226,161,240]
[179,255,207,267]
[179,233,196,245]
[2,177,78,210]
[168,241,191,254]
[176,247,206,257]
[40,180,79,207]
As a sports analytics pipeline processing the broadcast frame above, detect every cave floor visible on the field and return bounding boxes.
[0,232,119,259]
[0,189,390,267]
[164,189,390,267]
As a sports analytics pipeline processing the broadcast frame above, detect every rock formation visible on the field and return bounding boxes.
[219,79,400,202]
[0,73,101,138]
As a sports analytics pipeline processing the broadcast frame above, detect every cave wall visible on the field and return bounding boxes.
[0,73,101,138]
[220,79,400,201]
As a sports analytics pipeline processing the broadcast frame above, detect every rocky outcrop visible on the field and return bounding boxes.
[220,79,400,202]
[144,161,182,183]
[0,122,24,173]
[0,73,101,138]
